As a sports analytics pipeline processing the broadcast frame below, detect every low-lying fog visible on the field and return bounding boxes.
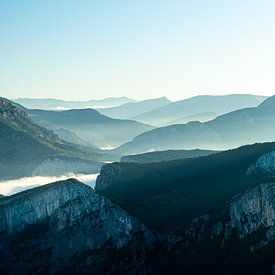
[0,174,98,196]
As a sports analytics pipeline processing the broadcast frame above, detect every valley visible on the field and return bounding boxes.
[2,94,275,273]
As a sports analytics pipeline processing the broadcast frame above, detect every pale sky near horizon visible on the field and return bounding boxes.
[1,0,275,101]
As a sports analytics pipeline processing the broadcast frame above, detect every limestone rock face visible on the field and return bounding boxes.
[179,182,275,250]
[95,162,122,191]
[247,150,275,174]
[230,182,275,238]
[0,179,155,274]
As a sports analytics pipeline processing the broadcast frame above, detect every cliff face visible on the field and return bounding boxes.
[0,179,155,274]
[247,150,275,175]
[230,182,275,239]
[95,162,122,191]
[182,182,275,249]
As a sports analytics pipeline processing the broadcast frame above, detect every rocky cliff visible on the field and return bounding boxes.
[247,150,275,175]
[0,179,155,274]
[230,182,275,242]
[95,162,122,191]
[181,181,275,250]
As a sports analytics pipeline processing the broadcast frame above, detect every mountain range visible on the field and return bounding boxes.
[114,95,275,155]
[13,96,136,110]
[96,97,171,119]
[3,93,275,273]
[133,94,267,126]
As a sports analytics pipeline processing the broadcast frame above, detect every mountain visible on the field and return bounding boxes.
[113,95,275,155]
[96,97,171,119]
[13,96,136,110]
[113,121,223,155]
[133,94,267,126]
[0,179,155,274]
[206,95,275,147]
[3,140,275,273]
[97,142,275,232]
[169,111,217,125]
[95,142,275,273]
[53,128,97,148]
[0,97,103,180]
[121,149,217,163]
[27,108,153,148]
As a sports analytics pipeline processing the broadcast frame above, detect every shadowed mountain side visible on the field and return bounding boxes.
[121,149,218,163]
[96,142,275,233]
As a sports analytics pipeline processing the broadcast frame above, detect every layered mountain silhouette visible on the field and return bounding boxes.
[14,96,136,110]
[133,94,267,126]
[96,97,171,119]
[3,93,275,274]
[114,121,223,155]
[27,108,153,148]
[114,95,275,155]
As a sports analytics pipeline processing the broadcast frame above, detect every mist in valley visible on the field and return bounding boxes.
[0,174,98,196]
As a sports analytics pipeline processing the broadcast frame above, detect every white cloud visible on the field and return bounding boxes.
[0,174,98,196]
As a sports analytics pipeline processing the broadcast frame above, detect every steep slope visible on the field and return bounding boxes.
[113,121,223,155]
[155,181,275,274]
[96,97,171,119]
[0,179,155,274]
[206,95,275,147]
[14,96,136,110]
[0,97,103,179]
[121,149,217,163]
[96,142,275,273]
[28,108,153,147]
[133,94,267,126]
[96,142,275,233]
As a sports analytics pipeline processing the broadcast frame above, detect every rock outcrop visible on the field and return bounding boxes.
[230,182,275,238]
[182,182,275,248]
[247,150,275,175]
[0,179,155,274]
[95,162,122,191]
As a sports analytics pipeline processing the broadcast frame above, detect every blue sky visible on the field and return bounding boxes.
[1,0,275,100]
